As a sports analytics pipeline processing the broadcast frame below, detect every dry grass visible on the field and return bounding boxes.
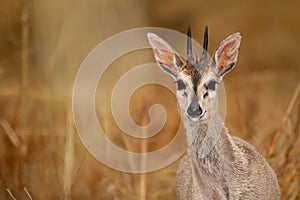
[0,0,299,199]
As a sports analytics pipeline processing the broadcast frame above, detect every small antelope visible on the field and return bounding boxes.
[147,26,280,199]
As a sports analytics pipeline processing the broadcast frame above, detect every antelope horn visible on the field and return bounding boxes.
[200,25,208,62]
[187,25,194,63]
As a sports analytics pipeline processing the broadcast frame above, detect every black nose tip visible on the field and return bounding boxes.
[187,103,203,117]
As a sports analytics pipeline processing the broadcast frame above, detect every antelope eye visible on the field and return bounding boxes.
[176,79,186,90]
[207,80,217,91]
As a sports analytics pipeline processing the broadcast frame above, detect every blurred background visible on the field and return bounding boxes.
[0,0,299,199]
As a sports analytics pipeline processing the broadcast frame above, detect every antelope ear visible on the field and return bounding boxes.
[212,33,242,79]
[147,33,183,79]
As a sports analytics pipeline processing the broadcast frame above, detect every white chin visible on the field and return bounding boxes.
[187,111,207,122]
[189,116,200,122]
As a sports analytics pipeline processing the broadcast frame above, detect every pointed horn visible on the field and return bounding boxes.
[203,25,208,51]
[187,25,194,63]
[201,25,208,62]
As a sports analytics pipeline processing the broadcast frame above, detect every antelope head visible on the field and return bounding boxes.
[147,26,241,124]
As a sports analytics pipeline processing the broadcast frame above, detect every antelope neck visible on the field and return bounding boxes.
[187,113,225,159]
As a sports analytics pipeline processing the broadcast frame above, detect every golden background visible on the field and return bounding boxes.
[0,0,299,199]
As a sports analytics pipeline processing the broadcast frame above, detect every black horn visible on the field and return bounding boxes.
[200,25,208,62]
[187,25,194,63]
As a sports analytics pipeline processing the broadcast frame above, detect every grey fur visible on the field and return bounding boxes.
[175,114,280,199]
[147,31,281,200]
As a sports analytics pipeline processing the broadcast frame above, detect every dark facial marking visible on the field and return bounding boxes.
[192,70,200,94]
[182,62,200,94]
[176,79,186,90]
[207,80,218,91]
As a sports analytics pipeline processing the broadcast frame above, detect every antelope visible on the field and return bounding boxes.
[147,26,280,200]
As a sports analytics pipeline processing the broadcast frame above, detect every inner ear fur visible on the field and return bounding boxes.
[147,33,184,79]
[213,33,242,77]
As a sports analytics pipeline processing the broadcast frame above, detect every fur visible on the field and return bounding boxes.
[147,30,281,200]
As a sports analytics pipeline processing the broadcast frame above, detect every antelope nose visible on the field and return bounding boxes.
[187,102,203,117]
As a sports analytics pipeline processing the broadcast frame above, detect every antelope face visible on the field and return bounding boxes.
[175,64,219,122]
[147,26,241,123]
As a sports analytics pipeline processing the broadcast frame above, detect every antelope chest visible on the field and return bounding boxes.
[175,152,232,200]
